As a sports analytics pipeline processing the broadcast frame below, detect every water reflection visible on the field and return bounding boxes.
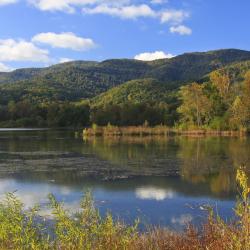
[135,187,175,201]
[0,130,249,227]
[0,174,235,228]
[171,214,193,226]
[83,136,249,196]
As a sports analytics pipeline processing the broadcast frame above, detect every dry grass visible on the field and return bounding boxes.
[83,124,174,137]
[130,220,248,250]
[83,124,247,137]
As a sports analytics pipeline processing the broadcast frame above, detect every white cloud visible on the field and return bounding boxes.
[82,4,189,24]
[59,57,74,63]
[134,51,175,61]
[135,187,175,201]
[151,0,167,4]
[0,39,49,62]
[29,0,130,13]
[32,32,96,51]
[28,1,192,36]
[81,4,189,24]
[160,9,189,24]
[170,25,192,35]
[29,0,81,13]
[0,0,17,6]
[0,62,13,72]
[82,4,156,19]
[82,4,191,34]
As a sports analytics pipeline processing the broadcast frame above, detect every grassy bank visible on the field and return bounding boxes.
[83,124,248,137]
[0,168,249,250]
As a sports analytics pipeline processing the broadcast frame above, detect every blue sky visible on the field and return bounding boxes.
[0,0,249,71]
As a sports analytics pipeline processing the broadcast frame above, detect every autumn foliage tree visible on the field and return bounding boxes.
[178,82,212,127]
[230,71,250,129]
[210,70,231,100]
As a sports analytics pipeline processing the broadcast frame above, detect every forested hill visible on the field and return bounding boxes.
[1,49,250,128]
[89,78,176,108]
[88,59,250,127]
[1,49,250,104]
[88,59,250,106]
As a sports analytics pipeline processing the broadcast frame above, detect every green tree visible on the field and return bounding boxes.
[230,71,250,129]
[178,82,212,127]
[210,70,231,100]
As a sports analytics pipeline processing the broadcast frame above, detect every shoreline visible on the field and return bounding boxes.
[0,126,248,137]
[83,125,249,137]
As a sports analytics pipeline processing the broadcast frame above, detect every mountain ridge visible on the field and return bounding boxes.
[1,49,250,105]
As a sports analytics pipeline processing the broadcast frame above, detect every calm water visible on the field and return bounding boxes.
[0,129,249,229]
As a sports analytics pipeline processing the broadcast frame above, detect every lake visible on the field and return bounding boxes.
[0,129,249,230]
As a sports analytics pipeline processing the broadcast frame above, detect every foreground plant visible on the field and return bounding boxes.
[0,192,50,250]
[49,191,138,250]
[0,168,249,250]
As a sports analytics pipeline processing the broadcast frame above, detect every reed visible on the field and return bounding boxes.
[83,124,248,137]
[84,124,175,137]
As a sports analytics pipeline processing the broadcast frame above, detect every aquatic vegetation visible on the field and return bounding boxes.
[0,168,249,250]
[83,124,247,137]
[84,124,174,136]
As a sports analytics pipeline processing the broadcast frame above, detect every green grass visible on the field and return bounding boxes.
[0,168,249,250]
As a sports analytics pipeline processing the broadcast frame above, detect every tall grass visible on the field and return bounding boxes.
[0,168,249,250]
[84,124,174,137]
[83,124,247,137]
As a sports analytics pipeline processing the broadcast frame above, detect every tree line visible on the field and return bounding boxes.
[0,102,90,128]
[0,101,178,128]
[0,69,250,130]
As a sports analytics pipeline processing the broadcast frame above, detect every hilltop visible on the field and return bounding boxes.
[1,49,250,104]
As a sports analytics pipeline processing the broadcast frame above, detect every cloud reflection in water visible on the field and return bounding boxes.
[171,214,193,226]
[135,186,175,201]
[0,179,81,217]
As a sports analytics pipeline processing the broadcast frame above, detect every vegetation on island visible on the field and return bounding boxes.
[1,49,250,131]
[0,167,249,249]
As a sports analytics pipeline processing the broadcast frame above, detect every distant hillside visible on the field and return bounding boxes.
[145,49,250,83]
[90,78,176,108]
[1,49,250,104]
[206,60,250,83]
[0,68,43,84]
[0,61,99,84]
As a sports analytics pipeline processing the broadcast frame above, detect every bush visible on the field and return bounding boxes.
[209,116,229,130]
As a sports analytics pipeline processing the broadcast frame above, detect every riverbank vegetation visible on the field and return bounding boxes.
[0,168,249,250]
[83,123,173,136]
[83,124,247,137]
